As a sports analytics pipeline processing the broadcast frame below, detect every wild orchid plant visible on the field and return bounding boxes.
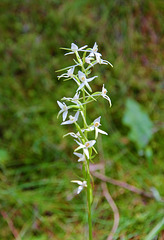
[57,43,113,240]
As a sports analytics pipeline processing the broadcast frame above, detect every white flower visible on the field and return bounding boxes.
[62,92,80,104]
[88,116,108,139]
[101,84,112,107]
[63,131,81,141]
[71,180,87,194]
[61,111,79,125]
[95,53,113,67]
[89,42,99,57]
[57,101,69,121]
[65,43,88,55]
[71,92,81,105]
[75,140,96,158]
[77,71,97,92]
[74,152,86,162]
[85,56,94,65]
[57,67,74,79]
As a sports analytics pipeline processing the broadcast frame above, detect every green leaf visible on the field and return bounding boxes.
[0,149,10,166]
[144,218,164,240]
[122,98,153,150]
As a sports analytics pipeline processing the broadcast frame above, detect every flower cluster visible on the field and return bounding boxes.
[57,42,112,195]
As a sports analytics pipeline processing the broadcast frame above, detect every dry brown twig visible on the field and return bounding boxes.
[91,169,164,201]
[101,182,120,240]
[0,210,21,240]
[95,137,120,240]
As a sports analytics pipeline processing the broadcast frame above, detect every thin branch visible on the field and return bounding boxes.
[1,211,21,240]
[101,182,120,240]
[92,171,163,200]
[96,137,120,239]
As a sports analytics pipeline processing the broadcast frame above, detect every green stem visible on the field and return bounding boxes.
[82,89,93,240]
[86,157,93,240]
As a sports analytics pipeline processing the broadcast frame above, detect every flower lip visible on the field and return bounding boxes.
[94,122,100,127]
[69,115,74,121]
[85,142,90,148]
[103,89,107,94]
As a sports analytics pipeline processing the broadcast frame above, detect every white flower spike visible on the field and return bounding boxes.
[101,84,112,107]
[61,111,79,125]
[75,140,96,159]
[57,42,113,237]
[71,180,87,194]
[74,152,86,162]
[65,43,88,55]
[57,101,69,121]
[77,71,97,92]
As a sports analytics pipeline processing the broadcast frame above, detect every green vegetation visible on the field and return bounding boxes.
[0,0,164,239]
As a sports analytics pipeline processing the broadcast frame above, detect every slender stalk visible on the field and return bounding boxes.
[86,158,93,240]
[82,89,93,240]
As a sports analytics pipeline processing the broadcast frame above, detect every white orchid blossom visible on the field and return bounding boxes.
[95,53,113,67]
[85,56,94,65]
[63,132,81,141]
[86,116,108,139]
[62,92,80,104]
[71,180,87,194]
[65,43,88,56]
[101,84,112,107]
[75,140,96,158]
[57,101,69,121]
[61,111,79,125]
[89,42,100,57]
[77,71,97,92]
[57,67,75,79]
[74,152,86,162]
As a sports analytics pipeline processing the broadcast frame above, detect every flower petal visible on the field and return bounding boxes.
[76,82,85,92]
[62,110,68,121]
[74,152,83,158]
[98,128,108,135]
[71,180,83,185]
[85,82,92,92]
[84,148,89,159]
[64,51,74,56]
[61,120,73,125]
[71,43,78,51]
[93,116,101,124]
[95,127,98,139]
[87,140,96,148]
[57,101,64,109]
[77,186,83,194]
[78,71,86,80]
[74,111,80,121]
[79,45,88,50]
[87,76,97,82]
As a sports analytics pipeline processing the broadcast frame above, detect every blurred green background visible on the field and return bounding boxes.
[0,0,164,239]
